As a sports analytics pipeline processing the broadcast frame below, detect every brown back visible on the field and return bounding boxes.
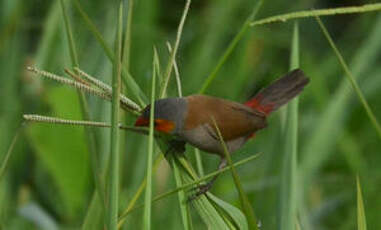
[184,95,267,141]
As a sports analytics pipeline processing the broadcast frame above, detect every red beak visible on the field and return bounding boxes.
[134,116,149,127]
[134,117,175,133]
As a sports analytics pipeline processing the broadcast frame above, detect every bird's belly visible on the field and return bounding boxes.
[179,125,248,155]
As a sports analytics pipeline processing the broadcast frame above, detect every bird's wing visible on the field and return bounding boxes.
[185,95,267,141]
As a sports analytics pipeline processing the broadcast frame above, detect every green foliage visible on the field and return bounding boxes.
[1,0,381,229]
[27,87,91,219]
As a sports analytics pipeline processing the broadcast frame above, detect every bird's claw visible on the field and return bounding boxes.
[187,183,212,202]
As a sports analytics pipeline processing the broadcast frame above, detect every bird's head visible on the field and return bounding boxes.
[134,98,186,135]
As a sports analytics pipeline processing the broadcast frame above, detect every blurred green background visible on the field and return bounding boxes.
[0,0,380,229]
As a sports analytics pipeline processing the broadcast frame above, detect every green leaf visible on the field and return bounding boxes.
[143,46,157,230]
[171,157,191,230]
[357,176,367,230]
[211,119,258,230]
[27,87,91,218]
[209,193,249,230]
[278,22,300,230]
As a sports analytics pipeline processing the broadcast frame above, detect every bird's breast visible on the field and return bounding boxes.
[179,124,249,155]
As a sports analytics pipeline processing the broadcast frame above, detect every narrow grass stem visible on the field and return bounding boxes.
[251,3,381,26]
[106,3,123,229]
[159,0,191,98]
[118,153,261,219]
[316,16,381,140]
[59,0,106,212]
[212,118,258,230]
[356,176,367,230]
[278,22,299,230]
[117,154,164,229]
[199,0,263,94]
[143,49,157,230]
[166,42,182,97]
[72,0,147,105]
[0,125,23,182]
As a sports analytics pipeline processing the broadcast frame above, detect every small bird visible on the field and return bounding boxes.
[135,69,309,196]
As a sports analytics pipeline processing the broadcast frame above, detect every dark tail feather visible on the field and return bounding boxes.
[245,69,309,114]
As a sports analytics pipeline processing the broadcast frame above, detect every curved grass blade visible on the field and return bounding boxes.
[166,42,182,97]
[117,153,261,220]
[159,0,191,98]
[171,154,230,230]
[106,3,123,229]
[0,125,23,182]
[171,157,191,230]
[211,118,258,230]
[59,0,106,213]
[315,16,381,139]
[159,0,190,98]
[72,0,147,105]
[250,3,381,26]
[117,154,164,229]
[357,176,367,230]
[300,14,381,192]
[199,0,263,94]
[208,193,248,230]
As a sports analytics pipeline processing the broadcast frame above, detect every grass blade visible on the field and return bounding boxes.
[315,16,381,139]
[117,153,261,219]
[122,0,133,71]
[172,154,230,230]
[212,118,258,230]
[300,14,381,192]
[356,176,367,230]
[117,154,164,229]
[171,157,191,230]
[278,22,299,230]
[166,42,182,97]
[0,125,22,182]
[208,193,248,230]
[106,3,123,229]
[251,3,381,26]
[73,0,147,105]
[59,0,107,216]
[143,48,157,230]
[159,0,190,98]
[198,0,263,94]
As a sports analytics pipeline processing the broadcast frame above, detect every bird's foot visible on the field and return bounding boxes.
[187,183,213,202]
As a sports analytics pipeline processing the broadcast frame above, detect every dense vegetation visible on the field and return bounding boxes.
[0,0,380,229]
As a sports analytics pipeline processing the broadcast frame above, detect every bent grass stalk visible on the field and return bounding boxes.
[356,176,367,230]
[250,3,381,26]
[159,0,191,98]
[117,153,261,219]
[0,125,23,182]
[212,118,258,230]
[72,0,147,106]
[59,0,107,215]
[316,16,381,139]
[199,0,263,94]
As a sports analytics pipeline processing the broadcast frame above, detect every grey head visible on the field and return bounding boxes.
[140,97,187,134]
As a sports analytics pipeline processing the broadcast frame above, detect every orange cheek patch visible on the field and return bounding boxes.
[154,119,175,133]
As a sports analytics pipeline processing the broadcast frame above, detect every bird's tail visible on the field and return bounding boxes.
[245,69,309,115]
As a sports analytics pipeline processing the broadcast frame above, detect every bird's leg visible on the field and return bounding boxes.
[188,157,227,201]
